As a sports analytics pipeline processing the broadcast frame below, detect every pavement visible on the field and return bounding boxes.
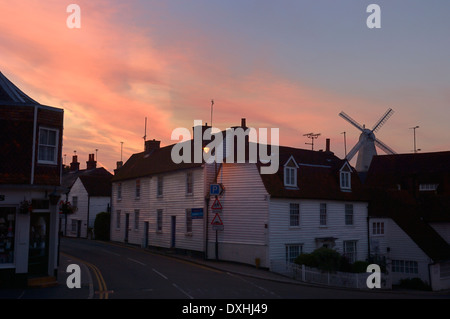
[0,239,448,299]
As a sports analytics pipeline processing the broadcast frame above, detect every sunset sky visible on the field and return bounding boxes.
[1,1,449,172]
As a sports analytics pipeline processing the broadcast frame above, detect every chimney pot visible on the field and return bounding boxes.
[70,155,80,171]
[326,138,330,152]
[86,153,97,170]
[241,118,246,128]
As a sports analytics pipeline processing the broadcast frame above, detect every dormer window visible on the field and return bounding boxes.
[284,156,298,188]
[419,184,438,191]
[340,162,352,191]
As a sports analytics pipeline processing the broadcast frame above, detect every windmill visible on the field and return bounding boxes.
[339,108,396,172]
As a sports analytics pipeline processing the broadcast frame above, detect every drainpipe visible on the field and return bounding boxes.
[30,105,38,184]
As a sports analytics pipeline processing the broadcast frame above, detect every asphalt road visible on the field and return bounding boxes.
[58,238,449,300]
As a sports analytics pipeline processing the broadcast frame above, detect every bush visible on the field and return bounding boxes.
[94,212,110,240]
[351,261,371,273]
[294,247,343,272]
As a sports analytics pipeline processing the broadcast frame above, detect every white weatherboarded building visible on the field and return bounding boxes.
[210,142,369,272]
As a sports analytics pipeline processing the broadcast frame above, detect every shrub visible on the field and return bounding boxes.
[294,247,343,272]
[94,212,110,240]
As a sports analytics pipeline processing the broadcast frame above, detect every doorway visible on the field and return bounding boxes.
[124,213,130,243]
[28,213,50,275]
[170,216,176,248]
[143,221,149,248]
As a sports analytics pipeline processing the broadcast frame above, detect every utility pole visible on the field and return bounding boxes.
[409,126,419,153]
[341,131,347,157]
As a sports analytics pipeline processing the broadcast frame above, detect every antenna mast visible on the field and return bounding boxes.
[210,99,214,128]
[143,117,147,141]
[303,133,321,151]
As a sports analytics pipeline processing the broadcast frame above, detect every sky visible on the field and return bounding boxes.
[1,0,449,172]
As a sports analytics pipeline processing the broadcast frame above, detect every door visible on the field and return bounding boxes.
[170,216,176,248]
[76,220,82,238]
[29,213,50,275]
[124,213,129,243]
[144,221,149,248]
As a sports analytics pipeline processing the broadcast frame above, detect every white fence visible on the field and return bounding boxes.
[270,260,391,290]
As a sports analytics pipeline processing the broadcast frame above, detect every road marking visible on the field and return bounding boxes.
[102,249,121,256]
[226,272,281,299]
[152,268,168,280]
[62,252,109,299]
[128,258,146,266]
[172,283,194,299]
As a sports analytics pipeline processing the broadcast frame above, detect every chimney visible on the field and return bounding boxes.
[114,161,123,175]
[145,139,161,153]
[192,122,212,146]
[86,153,97,170]
[326,138,330,152]
[70,155,80,171]
[241,118,247,128]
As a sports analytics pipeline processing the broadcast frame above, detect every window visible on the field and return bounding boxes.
[320,203,327,226]
[419,184,438,191]
[117,183,122,200]
[157,176,163,197]
[392,260,418,274]
[343,240,357,263]
[135,179,141,199]
[71,219,77,232]
[372,222,384,235]
[286,244,302,264]
[340,171,351,190]
[289,203,300,227]
[345,204,353,225]
[116,210,121,229]
[157,209,163,232]
[38,127,59,164]
[186,172,193,195]
[72,196,78,211]
[186,209,192,233]
[284,156,298,187]
[0,207,16,264]
[134,210,139,230]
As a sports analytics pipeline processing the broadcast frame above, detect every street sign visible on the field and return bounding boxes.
[191,208,203,219]
[210,184,224,196]
[211,213,224,231]
[211,197,222,210]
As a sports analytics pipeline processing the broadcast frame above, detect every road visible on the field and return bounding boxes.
[58,238,448,300]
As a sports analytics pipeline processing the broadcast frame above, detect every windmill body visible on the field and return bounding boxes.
[339,108,396,172]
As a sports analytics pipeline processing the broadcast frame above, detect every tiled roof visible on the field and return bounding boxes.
[62,167,112,195]
[112,140,203,182]
[258,145,367,201]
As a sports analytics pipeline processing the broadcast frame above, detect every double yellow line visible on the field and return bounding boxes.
[62,252,109,299]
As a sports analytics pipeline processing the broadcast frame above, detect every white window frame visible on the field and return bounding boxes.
[157,176,163,197]
[340,171,351,190]
[289,203,300,227]
[345,203,354,225]
[372,222,384,235]
[117,183,122,201]
[185,208,193,234]
[135,179,141,199]
[37,127,59,165]
[320,203,327,226]
[116,210,121,229]
[186,172,193,195]
[157,209,163,232]
[134,209,139,230]
[285,244,303,264]
[343,240,357,263]
[284,156,299,188]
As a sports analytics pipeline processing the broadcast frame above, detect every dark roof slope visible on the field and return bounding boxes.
[79,174,112,197]
[370,190,450,262]
[365,151,450,191]
[0,71,39,105]
[258,145,367,201]
[62,167,112,194]
[112,141,202,182]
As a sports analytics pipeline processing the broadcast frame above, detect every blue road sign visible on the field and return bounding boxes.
[191,208,203,219]
[210,184,224,196]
